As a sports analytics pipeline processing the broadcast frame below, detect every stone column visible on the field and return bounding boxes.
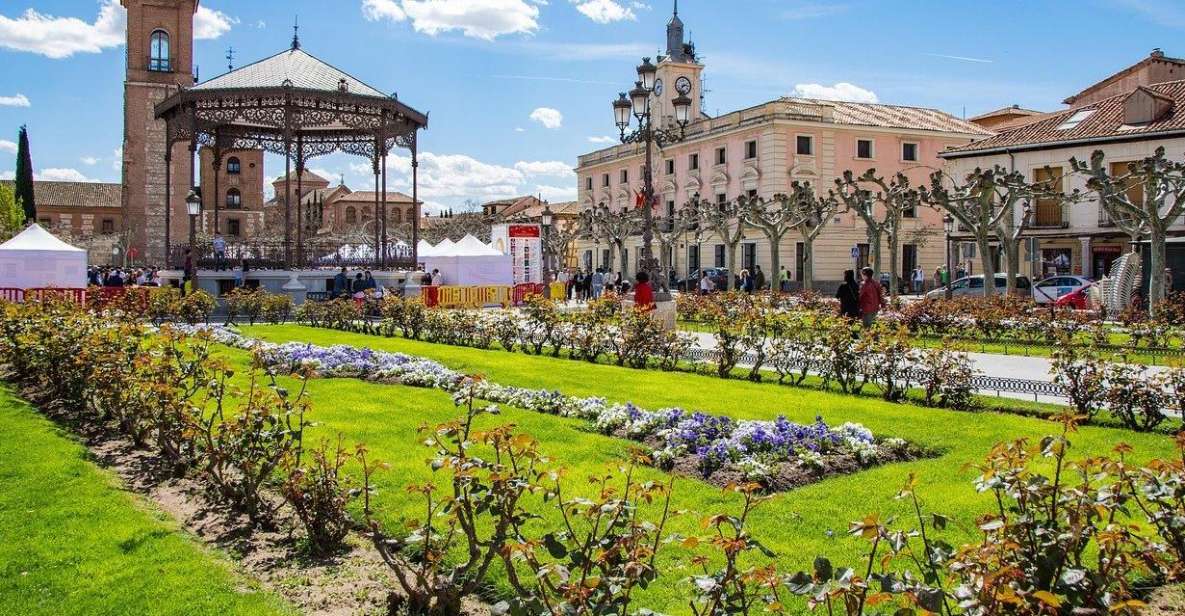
[282,272,308,306]
[1079,236,1093,279]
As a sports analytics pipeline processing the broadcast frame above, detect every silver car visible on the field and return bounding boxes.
[925,273,1032,299]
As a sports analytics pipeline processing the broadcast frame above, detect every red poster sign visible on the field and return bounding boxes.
[508,225,540,238]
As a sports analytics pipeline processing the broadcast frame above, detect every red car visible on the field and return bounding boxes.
[1053,284,1093,310]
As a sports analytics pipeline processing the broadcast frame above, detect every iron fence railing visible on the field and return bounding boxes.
[169,241,416,270]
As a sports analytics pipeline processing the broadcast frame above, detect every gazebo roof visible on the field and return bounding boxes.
[191,48,388,99]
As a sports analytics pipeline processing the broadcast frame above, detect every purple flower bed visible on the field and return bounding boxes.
[172,324,924,489]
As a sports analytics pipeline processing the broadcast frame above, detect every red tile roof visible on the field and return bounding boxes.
[0,180,121,209]
[784,97,993,135]
[942,79,1185,158]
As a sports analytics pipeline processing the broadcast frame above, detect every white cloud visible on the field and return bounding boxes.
[0,171,11,180]
[514,40,652,61]
[362,0,407,22]
[0,140,16,155]
[514,127,526,132]
[571,0,636,23]
[792,82,879,103]
[365,0,540,40]
[587,135,616,144]
[529,107,563,129]
[535,184,578,202]
[631,2,652,10]
[0,1,123,59]
[514,161,574,177]
[256,20,267,29]
[80,156,99,166]
[193,6,237,40]
[112,147,123,172]
[38,168,99,182]
[0,1,233,59]
[0,93,30,107]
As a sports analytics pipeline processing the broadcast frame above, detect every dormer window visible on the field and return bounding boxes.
[1056,108,1095,130]
[149,30,171,72]
[1122,87,1174,125]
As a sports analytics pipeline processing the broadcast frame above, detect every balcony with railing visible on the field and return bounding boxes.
[1032,200,1068,228]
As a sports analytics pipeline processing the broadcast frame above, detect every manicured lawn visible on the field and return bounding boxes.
[0,386,291,616]
[236,324,1180,613]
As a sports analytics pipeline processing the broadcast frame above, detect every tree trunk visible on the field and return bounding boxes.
[802,237,814,291]
[618,244,629,280]
[868,232,882,281]
[725,242,738,291]
[1149,226,1167,316]
[1001,237,1021,297]
[604,246,615,276]
[887,231,900,302]
[976,233,996,296]
[767,235,781,294]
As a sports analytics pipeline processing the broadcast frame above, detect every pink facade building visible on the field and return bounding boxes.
[574,6,989,289]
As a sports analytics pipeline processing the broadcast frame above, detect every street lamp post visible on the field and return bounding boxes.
[612,57,693,296]
[186,188,202,279]
[541,205,554,278]
[943,213,955,300]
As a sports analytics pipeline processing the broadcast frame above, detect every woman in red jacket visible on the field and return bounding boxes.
[633,271,655,312]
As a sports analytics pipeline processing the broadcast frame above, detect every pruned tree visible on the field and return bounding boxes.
[738,193,806,291]
[586,202,638,277]
[782,181,840,291]
[921,166,1060,296]
[542,217,581,272]
[689,194,746,290]
[1072,147,1185,313]
[420,211,494,244]
[834,170,919,300]
[650,205,695,291]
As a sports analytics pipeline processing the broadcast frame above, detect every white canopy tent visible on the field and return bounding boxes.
[422,235,513,286]
[0,224,88,289]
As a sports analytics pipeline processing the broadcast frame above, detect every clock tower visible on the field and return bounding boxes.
[652,1,705,127]
[120,0,198,264]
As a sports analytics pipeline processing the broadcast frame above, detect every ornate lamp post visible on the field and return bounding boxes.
[612,57,693,295]
[541,205,554,277]
[943,213,955,300]
[186,188,202,276]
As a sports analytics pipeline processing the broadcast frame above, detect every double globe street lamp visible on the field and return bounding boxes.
[611,57,693,295]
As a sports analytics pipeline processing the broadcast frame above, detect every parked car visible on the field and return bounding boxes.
[678,268,730,292]
[1032,275,1093,305]
[1053,283,1096,310]
[924,273,1032,299]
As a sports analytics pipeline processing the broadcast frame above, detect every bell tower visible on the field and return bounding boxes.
[120,0,198,264]
[653,0,705,126]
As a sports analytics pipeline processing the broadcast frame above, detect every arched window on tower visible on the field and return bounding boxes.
[226,156,241,175]
[226,188,242,209]
[345,206,357,224]
[149,30,171,72]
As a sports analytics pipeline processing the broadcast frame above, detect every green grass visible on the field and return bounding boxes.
[236,323,1181,613]
[0,386,291,616]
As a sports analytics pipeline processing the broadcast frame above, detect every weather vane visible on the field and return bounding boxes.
[226,47,234,71]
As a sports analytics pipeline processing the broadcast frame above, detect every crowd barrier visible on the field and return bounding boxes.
[0,287,152,309]
[513,283,547,305]
[548,282,566,299]
[419,283,547,308]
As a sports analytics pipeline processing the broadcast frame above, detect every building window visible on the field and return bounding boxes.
[689,153,699,170]
[796,135,813,156]
[666,200,675,219]
[665,159,675,174]
[345,206,357,224]
[226,188,242,209]
[227,218,241,237]
[745,140,757,159]
[585,176,593,190]
[714,244,725,268]
[746,189,758,200]
[149,30,171,72]
[716,192,728,211]
[1056,109,1096,130]
[1033,166,1065,227]
[101,218,115,234]
[715,147,727,165]
[856,139,874,159]
[688,245,700,273]
[620,169,629,184]
[742,243,757,273]
[601,173,609,187]
[901,142,918,162]
[227,157,241,175]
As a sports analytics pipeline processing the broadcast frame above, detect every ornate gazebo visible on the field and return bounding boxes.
[155,35,428,269]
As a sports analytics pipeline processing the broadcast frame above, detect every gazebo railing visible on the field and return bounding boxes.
[169,241,416,270]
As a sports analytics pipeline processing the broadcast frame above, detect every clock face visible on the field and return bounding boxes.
[653,78,664,96]
[675,76,692,95]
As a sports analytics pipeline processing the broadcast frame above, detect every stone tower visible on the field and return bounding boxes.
[120,0,198,264]
[654,0,704,125]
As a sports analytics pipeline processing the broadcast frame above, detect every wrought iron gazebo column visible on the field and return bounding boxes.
[282,87,293,268]
[372,136,381,267]
[411,136,419,269]
[296,134,305,268]
[212,137,222,235]
[164,150,171,267]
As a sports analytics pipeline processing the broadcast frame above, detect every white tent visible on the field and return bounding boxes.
[0,224,88,289]
[423,234,513,286]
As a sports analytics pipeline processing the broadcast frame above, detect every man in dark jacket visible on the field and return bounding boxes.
[333,267,349,297]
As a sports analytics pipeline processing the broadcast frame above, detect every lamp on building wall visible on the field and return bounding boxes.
[943,213,955,300]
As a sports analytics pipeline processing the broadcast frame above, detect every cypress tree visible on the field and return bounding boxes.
[14,125,35,223]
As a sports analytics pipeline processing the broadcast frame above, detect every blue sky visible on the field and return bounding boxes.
[0,0,1180,212]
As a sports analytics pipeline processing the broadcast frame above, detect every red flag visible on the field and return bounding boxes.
[634,190,644,209]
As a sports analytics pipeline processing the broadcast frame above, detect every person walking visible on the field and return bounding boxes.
[699,270,716,295]
[912,267,924,294]
[739,269,753,293]
[858,267,884,328]
[754,265,766,293]
[591,268,605,299]
[333,267,349,298]
[836,269,860,320]
[211,233,227,271]
[778,266,790,293]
